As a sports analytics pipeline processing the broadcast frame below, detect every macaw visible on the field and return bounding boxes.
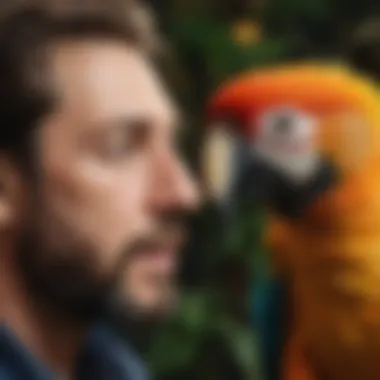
[201,63,380,380]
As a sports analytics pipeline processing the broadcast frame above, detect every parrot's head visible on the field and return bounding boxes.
[202,63,380,218]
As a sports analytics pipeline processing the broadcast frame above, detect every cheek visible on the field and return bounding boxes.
[43,158,151,268]
[93,165,148,244]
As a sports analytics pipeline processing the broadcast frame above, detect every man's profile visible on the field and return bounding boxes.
[0,1,199,379]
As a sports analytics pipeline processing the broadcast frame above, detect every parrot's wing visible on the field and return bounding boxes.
[250,218,295,380]
[250,276,288,380]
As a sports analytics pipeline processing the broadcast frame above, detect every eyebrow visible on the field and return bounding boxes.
[86,118,150,147]
[84,113,182,142]
[114,117,152,135]
[86,115,147,133]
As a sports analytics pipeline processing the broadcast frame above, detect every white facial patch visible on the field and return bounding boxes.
[202,126,236,201]
[252,106,320,185]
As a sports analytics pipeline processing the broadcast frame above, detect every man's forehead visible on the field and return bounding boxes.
[49,39,177,129]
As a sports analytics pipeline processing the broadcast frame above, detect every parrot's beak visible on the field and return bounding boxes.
[201,125,275,222]
[202,125,338,220]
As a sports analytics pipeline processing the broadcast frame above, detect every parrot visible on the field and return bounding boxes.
[201,62,380,380]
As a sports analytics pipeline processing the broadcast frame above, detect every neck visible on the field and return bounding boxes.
[0,248,89,379]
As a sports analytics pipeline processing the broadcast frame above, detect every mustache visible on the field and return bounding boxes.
[123,210,192,258]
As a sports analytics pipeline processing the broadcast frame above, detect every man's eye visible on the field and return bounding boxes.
[88,120,151,161]
[101,136,138,160]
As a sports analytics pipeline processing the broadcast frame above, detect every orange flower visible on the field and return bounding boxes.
[231,20,261,46]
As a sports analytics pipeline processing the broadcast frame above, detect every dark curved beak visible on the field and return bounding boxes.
[202,127,338,222]
[201,128,274,225]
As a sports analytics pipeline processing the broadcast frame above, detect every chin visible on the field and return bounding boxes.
[109,285,179,327]
[133,287,179,319]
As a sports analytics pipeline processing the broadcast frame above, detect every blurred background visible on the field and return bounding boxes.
[127,1,380,379]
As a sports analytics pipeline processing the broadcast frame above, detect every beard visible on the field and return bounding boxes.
[15,197,187,327]
[17,225,130,324]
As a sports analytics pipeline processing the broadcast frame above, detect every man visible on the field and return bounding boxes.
[0,1,199,379]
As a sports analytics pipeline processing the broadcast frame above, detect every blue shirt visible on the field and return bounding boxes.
[0,323,149,380]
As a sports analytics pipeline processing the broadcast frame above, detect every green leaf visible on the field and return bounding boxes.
[215,318,264,380]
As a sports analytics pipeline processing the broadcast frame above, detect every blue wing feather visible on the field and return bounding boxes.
[250,277,288,380]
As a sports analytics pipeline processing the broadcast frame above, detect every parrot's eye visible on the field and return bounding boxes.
[258,107,316,143]
[253,106,320,184]
[271,113,293,134]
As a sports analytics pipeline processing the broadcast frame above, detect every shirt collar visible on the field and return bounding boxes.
[80,323,149,380]
[0,323,149,380]
[0,325,54,380]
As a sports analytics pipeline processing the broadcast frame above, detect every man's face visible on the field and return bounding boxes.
[16,39,199,322]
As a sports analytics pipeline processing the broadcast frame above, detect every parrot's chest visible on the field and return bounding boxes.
[267,173,380,378]
[290,177,380,308]
[289,225,380,379]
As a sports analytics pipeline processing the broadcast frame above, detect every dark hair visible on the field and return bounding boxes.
[0,0,161,162]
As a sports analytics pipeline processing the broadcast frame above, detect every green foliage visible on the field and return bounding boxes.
[145,3,281,380]
[169,18,297,91]
[143,0,380,379]
[144,205,268,380]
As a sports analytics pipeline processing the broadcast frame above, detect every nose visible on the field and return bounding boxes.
[149,150,201,211]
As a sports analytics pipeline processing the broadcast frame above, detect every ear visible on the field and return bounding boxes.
[0,157,27,230]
